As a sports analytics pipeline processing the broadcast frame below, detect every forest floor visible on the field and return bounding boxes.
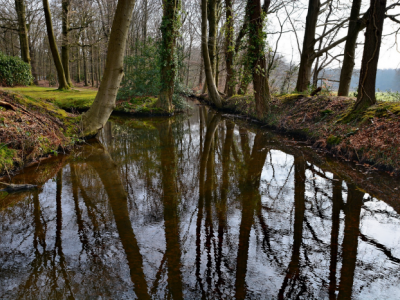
[199,93,400,175]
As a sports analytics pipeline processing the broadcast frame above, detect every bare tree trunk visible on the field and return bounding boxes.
[14,0,31,66]
[353,0,386,112]
[91,45,95,87]
[30,45,39,85]
[82,0,136,136]
[247,0,271,118]
[77,47,81,83]
[338,0,363,96]
[62,0,72,86]
[42,0,69,90]
[201,0,222,108]
[158,0,181,111]
[224,0,235,96]
[295,0,320,92]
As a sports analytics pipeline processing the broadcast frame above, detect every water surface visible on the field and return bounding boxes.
[1,101,400,299]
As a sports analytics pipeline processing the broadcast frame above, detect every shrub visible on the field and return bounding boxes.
[0,52,32,87]
[117,38,190,104]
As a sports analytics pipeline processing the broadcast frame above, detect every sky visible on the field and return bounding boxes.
[266,0,400,70]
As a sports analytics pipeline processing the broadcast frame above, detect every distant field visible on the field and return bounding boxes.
[1,86,97,110]
[348,91,400,102]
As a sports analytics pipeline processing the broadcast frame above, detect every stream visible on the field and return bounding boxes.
[1,100,400,299]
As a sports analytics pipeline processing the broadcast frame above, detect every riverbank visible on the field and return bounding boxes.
[0,90,79,176]
[198,93,400,175]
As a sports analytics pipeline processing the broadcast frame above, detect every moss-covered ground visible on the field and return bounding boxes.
[200,93,400,175]
[2,86,184,116]
[2,86,97,110]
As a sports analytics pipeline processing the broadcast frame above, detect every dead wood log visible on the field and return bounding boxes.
[0,182,38,193]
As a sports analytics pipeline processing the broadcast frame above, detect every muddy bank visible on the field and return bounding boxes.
[196,94,400,175]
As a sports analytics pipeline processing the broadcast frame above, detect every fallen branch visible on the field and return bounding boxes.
[0,182,38,193]
[0,100,15,110]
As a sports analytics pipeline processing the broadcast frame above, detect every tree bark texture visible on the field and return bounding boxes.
[62,0,72,86]
[201,0,222,108]
[295,0,320,92]
[224,0,235,96]
[42,0,69,90]
[247,0,271,118]
[82,0,136,136]
[338,0,363,96]
[158,0,180,111]
[353,0,386,111]
[14,0,31,65]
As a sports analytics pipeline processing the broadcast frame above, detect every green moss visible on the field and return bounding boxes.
[320,109,333,116]
[276,94,306,103]
[0,143,18,173]
[327,135,342,146]
[2,86,97,110]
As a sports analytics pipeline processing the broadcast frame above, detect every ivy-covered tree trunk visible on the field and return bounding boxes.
[201,0,222,108]
[224,0,235,97]
[158,0,181,112]
[61,0,72,87]
[247,0,271,118]
[353,0,387,112]
[208,0,218,78]
[42,0,69,90]
[295,0,320,92]
[338,0,363,96]
[82,0,136,136]
[14,0,31,66]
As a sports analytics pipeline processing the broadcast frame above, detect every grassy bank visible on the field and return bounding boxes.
[0,90,79,176]
[3,86,187,115]
[200,93,400,175]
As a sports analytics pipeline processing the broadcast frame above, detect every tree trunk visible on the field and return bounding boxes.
[82,0,136,136]
[77,47,81,83]
[30,45,39,85]
[224,0,235,97]
[42,0,69,90]
[158,0,181,111]
[91,45,95,87]
[338,0,363,96]
[14,0,31,65]
[247,0,271,118]
[201,0,222,108]
[62,0,72,86]
[207,0,218,78]
[295,0,320,92]
[353,0,386,112]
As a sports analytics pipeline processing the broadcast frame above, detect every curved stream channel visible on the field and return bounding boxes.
[1,100,400,299]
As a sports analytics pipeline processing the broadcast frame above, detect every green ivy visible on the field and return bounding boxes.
[0,52,33,87]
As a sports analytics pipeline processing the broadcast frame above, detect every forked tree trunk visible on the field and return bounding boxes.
[42,0,69,90]
[62,0,72,86]
[353,0,387,112]
[158,0,181,111]
[247,0,271,118]
[82,0,136,136]
[295,0,320,92]
[14,0,31,66]
[201,0,222,108]
[224,0,235,97]
[338,0,363,96]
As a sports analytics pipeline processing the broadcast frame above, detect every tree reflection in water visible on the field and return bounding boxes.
[1,102,400,299]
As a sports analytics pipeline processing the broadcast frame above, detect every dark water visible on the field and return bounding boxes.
[1,100,400,299]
